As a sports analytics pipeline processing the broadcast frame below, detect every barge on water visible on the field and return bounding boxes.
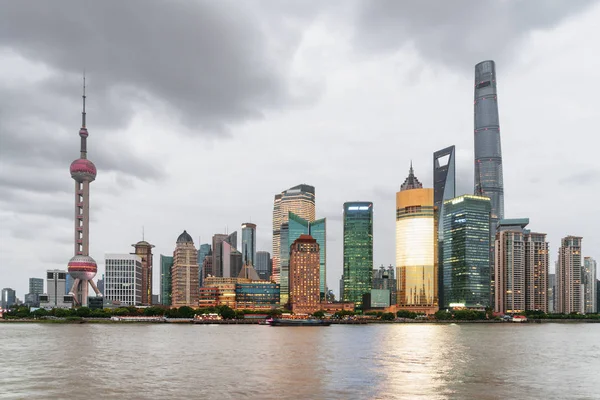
[267,318,331,327]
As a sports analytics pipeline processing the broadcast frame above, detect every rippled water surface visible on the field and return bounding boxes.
[1,323,599,399]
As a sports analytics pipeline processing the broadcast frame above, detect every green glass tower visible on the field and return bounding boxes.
[160,254,173,306]
[342,202,373,309]
[442,195,491,309]
[279,212,326,305]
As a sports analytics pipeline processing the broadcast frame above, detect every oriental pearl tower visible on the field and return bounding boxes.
[67,78,101,306]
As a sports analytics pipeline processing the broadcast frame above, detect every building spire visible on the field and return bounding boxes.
[409,160,414,176]
[82,73,87,128]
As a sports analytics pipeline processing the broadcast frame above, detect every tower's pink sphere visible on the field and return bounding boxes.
[68,255,98,281]
[70,158,97,182]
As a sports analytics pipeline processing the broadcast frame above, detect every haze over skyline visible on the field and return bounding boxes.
[1,1,599,298]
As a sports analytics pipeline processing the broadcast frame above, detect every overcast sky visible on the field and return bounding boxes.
[1,0,599,299]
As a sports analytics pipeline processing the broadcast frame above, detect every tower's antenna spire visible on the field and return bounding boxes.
[142,226,145,241]
[82,71,87,128]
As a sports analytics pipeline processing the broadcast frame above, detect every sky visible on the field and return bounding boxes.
[1,0,599,299]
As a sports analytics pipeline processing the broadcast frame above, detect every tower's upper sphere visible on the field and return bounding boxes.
[68,254,98,280]
[70,158,97,182]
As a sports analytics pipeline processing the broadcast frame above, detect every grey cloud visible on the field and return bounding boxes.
[353,0,597,71]
[0,0,309,133]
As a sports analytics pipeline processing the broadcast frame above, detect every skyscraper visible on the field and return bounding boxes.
[272,184,316,285]
[279,212,326,304]
[1,288,16,309]
[160,254,173,306]
[583,257,597,314]
[255,251,272,281]
[197,243,211,285]
[395,165,438,314]
[494,219,549,314]
[474,60,505,226]
[241,223,257,266]
[171,230,199,307]
[442,195,491,309]
[131,240,155,306]
[342,202,374,309]
[67,79,102,306]
[557,236,582,314]
[434,146,455,307]
[104,254,143,306]
[525,232,549,313]
[548,273,556,313]
[212,234,228,278]
[289,235,320,314]
[29,278,44,296]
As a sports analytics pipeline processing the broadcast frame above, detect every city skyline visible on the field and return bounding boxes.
[1,2,599,299]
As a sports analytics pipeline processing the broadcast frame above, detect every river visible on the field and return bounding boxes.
[0,323,598,399]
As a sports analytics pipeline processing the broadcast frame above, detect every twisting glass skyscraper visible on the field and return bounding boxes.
[474,60,504,225]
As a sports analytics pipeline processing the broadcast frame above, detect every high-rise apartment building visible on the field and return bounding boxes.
[474,60,505,226]
[241,223,257,266]
[172,230,199,307]
[1,288,16,309]
[494,219,549,314]
[160,254,173,306]
[557,236,582,314]
[39,270,72,309]
[525,232,549,312]
[131,240,154,306]
[434,146,455,307]
[583,257,597,314]
[442,195,491,309]
[272,184,316,285]
[396,165,438,314]
[342,202,374,309]
[279,212,326,304]
[104,254,143,306]
[255,251,272,281]
[289,235,320,314]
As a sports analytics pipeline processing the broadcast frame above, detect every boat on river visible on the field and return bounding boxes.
[267,318,331,327]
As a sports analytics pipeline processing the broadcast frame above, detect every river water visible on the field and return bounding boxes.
[0,323,598,399]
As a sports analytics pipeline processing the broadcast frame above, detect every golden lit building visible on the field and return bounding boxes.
[395,164,438,314]
[272,185,315,284]
[171,230,199,307]
[289,234,320,314]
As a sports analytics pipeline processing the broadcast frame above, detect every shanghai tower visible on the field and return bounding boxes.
[474,60,504,225]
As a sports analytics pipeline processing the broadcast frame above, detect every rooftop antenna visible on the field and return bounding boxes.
[142,226,145,241]
[82,71,86,128]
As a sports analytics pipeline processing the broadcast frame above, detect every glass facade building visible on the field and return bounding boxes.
[442,195,491,309]
[160,254,173,306]
[474,60,505,225]
[241,223,257,267]
[279,212,326,305]
[342,202,373,309]
[197,243,211,286]
[434,146,455,307]
[396,166,438,314]
[272,184,316,286]
[255,251,272,281]
[235,282,280,308]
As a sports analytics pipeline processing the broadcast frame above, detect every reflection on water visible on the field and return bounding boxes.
[1,323,599,399]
